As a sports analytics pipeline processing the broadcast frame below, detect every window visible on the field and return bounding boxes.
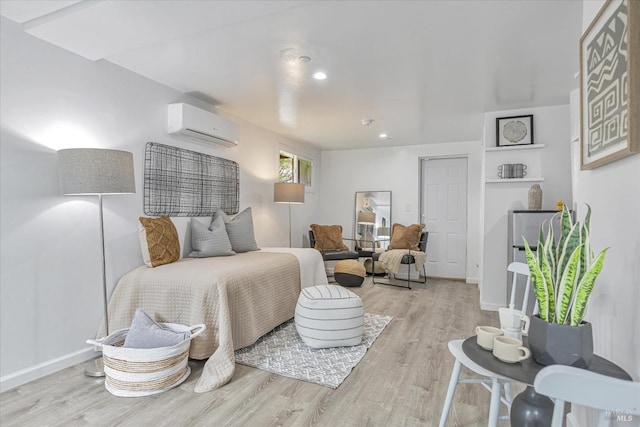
[279,152,294,182]
[279,150,313,189]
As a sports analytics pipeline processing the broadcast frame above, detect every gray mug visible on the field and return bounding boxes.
[513,163,527,178]
[498,164,513,179]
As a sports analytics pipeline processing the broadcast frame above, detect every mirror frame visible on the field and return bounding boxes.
[353,191,392,251]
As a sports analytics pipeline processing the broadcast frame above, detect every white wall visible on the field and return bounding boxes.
[574,0,640,396]
[559,2,640,423]
[480,105,573,310]
[320,140,483,283]
[0,17,320,391]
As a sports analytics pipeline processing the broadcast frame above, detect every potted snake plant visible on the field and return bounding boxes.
[523,204,608,368]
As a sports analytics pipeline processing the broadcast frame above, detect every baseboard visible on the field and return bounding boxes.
[0,347,96,393]
[480,302,503,311]
[425,275,465,282]
[420,275,477,284]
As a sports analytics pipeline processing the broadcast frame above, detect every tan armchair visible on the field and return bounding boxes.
[373,229,429,289]
[308,225,359,278]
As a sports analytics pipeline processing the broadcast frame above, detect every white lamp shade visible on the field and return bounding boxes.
[274,182,305,204]
[58,148,136,195]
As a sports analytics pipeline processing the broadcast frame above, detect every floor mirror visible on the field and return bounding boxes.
[353,191,392,252]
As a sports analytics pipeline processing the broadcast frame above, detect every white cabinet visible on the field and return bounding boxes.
[485,144,545,183]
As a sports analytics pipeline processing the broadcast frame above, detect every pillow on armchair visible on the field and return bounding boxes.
[310,224,349,251]
[388,223,424,251]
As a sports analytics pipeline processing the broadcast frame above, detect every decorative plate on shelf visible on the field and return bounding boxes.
[503,120,528,143]
[496,115,534,147]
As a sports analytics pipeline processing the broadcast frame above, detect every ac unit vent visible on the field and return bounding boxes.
[168,103,238,147]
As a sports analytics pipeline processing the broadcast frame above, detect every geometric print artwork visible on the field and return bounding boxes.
[235,313,393,389]
[584,0,628,157]
[144,142,239,216]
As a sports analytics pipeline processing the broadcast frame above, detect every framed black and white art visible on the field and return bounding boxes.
[580,0,639,170]
[496,115,534,147]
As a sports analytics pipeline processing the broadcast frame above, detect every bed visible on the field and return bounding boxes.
[105,247,328,393]
[127,145,330,391]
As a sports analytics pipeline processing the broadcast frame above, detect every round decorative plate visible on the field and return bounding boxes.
[503,120,528,143]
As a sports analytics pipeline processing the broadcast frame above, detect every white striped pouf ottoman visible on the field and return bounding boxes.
[295,284,364,348]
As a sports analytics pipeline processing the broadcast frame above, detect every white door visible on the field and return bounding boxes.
[420,157,467,279]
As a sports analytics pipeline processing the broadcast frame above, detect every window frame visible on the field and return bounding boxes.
[278,148,314,192]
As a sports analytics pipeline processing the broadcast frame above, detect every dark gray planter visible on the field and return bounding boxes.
[528,314,593,368]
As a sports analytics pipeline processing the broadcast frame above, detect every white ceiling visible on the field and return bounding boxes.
[0,0,583,150]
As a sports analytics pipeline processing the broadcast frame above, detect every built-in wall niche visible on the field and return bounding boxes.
[485,144,545,183]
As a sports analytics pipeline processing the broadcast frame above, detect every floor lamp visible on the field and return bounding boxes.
[58,148,136,377]
[357,211,376,248]
[274,182,305,247]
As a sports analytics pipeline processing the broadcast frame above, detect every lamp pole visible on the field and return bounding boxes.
[85,194,110,377]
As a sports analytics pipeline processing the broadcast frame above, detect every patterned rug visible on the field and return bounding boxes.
[235,313,392,389]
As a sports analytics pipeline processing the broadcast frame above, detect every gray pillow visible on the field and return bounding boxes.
[123,309,190,349]
[215,207,259,253]
[188,215,235,258]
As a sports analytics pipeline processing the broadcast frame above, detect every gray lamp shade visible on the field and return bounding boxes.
[274,182,305,204]
[58,148,136,195]
[357,211,375,224]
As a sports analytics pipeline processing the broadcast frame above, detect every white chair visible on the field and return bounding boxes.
[534,364,640,427]
[506,261,532,314]
[438,262,532,427]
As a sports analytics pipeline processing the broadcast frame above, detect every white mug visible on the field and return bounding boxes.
[476,326,503,350]
[499,306,530,335]
[503,326,523,340]
[492,336,531,363]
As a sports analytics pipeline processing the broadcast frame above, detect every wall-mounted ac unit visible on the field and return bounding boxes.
[168,103,238,147]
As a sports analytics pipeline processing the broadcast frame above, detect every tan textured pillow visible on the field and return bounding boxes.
[139,216,180,267]
[310,224,349,251]
[388,223,423,251]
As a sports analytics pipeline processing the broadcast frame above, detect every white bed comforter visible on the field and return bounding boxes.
[259,247,328,288]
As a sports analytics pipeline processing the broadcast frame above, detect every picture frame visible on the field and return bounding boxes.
[496,115,534,147]
[580,0,639,170]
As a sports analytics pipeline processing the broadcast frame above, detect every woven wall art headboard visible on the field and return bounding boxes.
[144,142,239,216]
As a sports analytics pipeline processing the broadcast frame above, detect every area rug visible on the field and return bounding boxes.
[235,313,392,389]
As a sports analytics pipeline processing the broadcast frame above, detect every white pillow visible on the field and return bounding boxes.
[188,215,236,258]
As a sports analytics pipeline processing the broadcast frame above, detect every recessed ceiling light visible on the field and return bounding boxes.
[379,133,388,138]
[361,118,374,126]
[313,72,327,80]
[298,56,311,63]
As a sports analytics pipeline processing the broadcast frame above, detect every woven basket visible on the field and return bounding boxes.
[87,323,205,397]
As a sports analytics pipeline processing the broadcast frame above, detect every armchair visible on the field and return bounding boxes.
[373,231,428,289]
[308,226,359,279]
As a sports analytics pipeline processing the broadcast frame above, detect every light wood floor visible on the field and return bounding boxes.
[1,277,513,427]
